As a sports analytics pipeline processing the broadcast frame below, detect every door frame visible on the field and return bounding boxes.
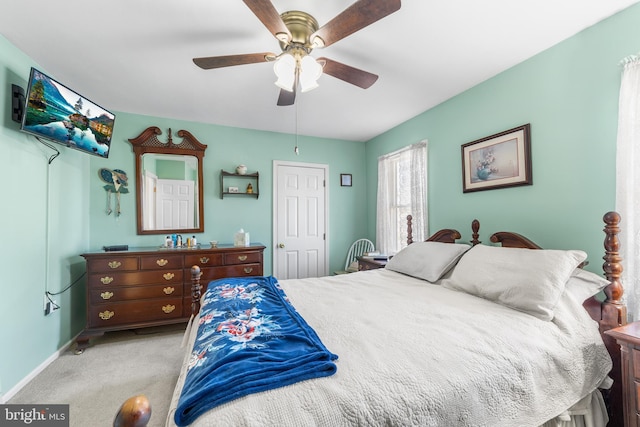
[272,160,330,277]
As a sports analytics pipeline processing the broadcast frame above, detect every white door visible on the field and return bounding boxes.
[155,179,195,229]
[273,161,328,279]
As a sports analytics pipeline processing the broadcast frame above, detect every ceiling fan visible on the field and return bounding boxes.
[193,0,401,106]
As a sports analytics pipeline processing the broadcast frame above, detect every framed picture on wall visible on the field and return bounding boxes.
[461,124,532,193]
[340,174,352,187]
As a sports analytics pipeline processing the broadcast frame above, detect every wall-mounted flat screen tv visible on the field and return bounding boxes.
[20,67,116,158]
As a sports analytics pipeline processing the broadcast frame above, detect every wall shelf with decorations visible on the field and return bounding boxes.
[220,170,259,199]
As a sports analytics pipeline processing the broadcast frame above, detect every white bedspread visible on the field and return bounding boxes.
[166,269,612,427]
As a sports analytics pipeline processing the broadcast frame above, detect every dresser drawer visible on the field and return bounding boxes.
[87,257,139,272]
[88,269,183,287]
[184,253,223,267]
[140,254,183,270]
[224,251,262,265]
[88,298,183,327]
[90,284,182,303]
[195,264,262,284]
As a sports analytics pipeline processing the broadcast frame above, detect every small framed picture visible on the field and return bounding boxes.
[228,186,239,193]
[340,174,352,187]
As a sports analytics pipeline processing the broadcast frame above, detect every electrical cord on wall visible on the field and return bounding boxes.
[36,136,60,164]
[45,271,86,310]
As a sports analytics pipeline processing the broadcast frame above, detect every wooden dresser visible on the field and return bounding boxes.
[605,322,640,426]
[76,243,265,353]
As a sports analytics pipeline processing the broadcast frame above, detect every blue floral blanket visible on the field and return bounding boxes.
[174,276,338,426]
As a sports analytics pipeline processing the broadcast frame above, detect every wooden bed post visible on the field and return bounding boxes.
[599,211,627,427]
[191,265,202,316]
[407,215,413,245]
[602,211,624,306]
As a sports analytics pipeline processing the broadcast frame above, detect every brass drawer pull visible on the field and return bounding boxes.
[156,259,169,267]
[163,273,175,281]
[238,255,248,261]
[100,276,114,285]
[162,305,176,314]
[100,291,114,300]
[108,261,122,269]
[99,310,114,320]
[163,287,175,295]
[200,257,210,264]
[244,267,253,274]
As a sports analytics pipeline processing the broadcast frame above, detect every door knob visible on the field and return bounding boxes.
[278,243,285,248]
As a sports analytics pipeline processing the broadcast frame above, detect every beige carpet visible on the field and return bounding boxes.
[8,324,186,427]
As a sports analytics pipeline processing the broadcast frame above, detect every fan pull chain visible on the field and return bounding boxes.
[294,100,299,155]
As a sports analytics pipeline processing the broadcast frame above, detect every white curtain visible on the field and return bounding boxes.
[616,54,640,321]
[376,141,428,254]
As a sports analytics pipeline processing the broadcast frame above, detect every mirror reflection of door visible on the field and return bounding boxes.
[141,153,199,231]
[156,179,195,229]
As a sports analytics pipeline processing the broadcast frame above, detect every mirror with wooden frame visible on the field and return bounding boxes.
[127,127,207,235]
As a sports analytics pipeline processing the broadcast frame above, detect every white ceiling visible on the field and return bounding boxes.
[2,0,638,142]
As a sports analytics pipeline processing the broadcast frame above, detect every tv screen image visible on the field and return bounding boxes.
[21,68,116,158]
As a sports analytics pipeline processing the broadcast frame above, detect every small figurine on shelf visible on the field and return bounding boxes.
[246,183,253,194]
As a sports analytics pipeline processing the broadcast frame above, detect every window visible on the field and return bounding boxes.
[616,54,640,320]
[376,142,427,254]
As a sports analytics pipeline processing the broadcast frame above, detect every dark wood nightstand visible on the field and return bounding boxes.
[605,322,640,426]
[357,256,387,271]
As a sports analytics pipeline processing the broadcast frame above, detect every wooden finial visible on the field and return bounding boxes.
[113,395,151,427]
[471,219,481,245]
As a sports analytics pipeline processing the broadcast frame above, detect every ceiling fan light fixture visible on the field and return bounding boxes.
[299,55,323,93]
[274,53,296,91]
[311,36,325,49]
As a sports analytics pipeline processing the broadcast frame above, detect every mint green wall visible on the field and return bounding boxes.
[367,3,640,273]
[156,159,187,180]
[0,36,90,400]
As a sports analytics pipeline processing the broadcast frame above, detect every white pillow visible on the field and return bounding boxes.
[565,268,610,303]
[442,245,587,321]
[385,241,471,282]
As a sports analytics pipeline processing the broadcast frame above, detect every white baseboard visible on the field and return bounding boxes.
[0,335,78,404]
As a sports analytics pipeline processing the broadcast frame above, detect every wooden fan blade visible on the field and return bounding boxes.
[277,87,296,106]
[243,0,291,43]
[311,0,401,48]
[277,70,298,106]
[193,53,273,70]
[318,57,378,89]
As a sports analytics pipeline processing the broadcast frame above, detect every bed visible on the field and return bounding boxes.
[115,211,627,427]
